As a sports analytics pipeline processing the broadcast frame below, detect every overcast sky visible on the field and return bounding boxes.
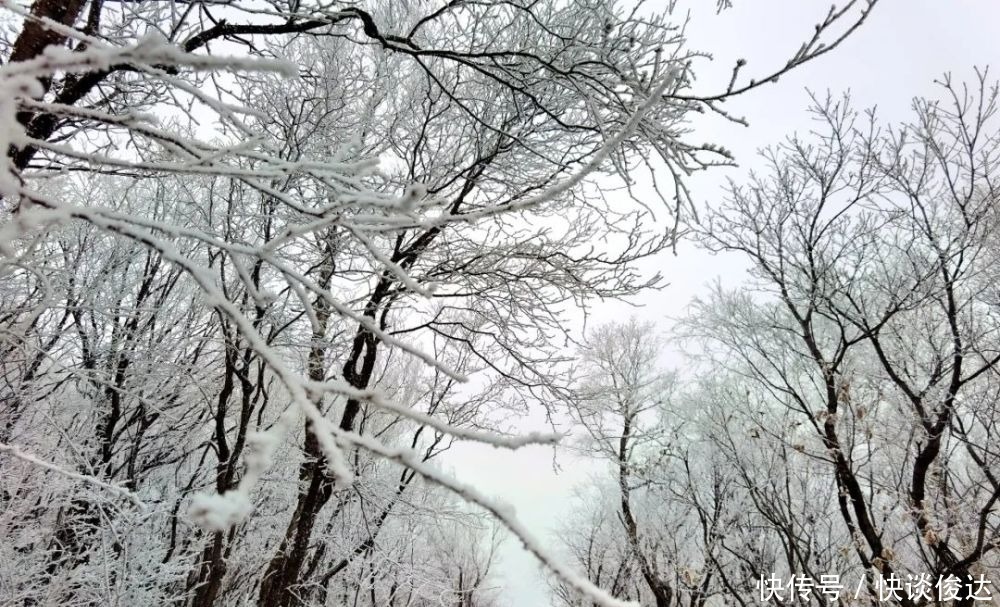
[443,2,1000,605]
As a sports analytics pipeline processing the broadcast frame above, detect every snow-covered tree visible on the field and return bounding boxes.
[688,72,1000,606]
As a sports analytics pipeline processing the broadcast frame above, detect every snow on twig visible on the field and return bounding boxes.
[0,442,145,508]
[332,425,639,607]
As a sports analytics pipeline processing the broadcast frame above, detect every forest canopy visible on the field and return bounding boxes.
[9,1,998,607]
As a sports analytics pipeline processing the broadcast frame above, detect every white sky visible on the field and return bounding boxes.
[443,2,1000,605]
